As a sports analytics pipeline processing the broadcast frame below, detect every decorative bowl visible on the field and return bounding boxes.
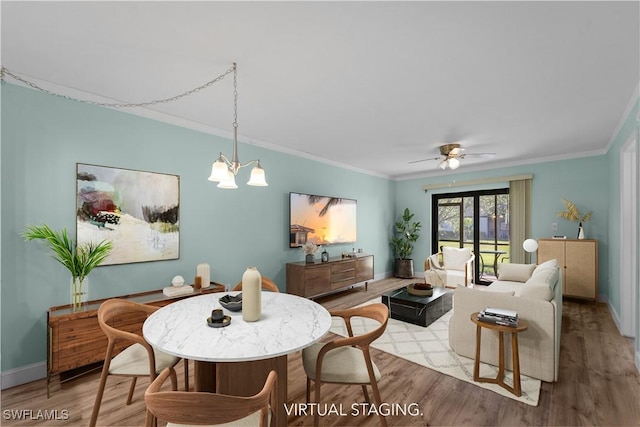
[219,293,243,311]
[407,283,433,297]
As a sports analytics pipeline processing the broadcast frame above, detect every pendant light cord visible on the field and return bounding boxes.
[0,65,236,109]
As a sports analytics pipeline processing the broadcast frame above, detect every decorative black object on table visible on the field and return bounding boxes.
[219,293,243,311]
[381,286,452,327]
[207,308,231,327]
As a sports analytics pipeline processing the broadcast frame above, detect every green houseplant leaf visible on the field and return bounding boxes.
[23,224,113,281]
[390,208,421,260]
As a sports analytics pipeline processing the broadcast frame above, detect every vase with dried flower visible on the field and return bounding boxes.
[301,241,319,263]
[557,199,592,239]
[23,224,113,311]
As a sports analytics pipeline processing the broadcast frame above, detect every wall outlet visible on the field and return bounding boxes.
[552,222,558,231]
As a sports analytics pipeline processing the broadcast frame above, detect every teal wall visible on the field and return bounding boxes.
[395,157,610,294]
[0,84,395,371]
[2,81,638,377]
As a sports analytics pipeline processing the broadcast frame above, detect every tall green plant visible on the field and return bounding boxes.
[23,224,113,281]
[390,208,421,260]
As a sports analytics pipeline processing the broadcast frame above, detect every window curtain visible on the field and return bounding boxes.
[509,178,532,264]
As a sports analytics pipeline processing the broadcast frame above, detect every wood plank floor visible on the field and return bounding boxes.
[2,277,639,426]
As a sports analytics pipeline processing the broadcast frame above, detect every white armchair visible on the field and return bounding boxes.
[424,246,475,288]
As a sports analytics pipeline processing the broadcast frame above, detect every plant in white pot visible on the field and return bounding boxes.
[390,208,421,278]
[23,224,113,311]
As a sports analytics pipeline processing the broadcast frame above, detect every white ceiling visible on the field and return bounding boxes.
[2,1,639,179]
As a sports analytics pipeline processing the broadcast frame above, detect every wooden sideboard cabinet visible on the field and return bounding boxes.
[286,254,374,298]
[47,284,224,396]
[537,238,598,301]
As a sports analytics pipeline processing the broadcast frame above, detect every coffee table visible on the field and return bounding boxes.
[381,286,452,327]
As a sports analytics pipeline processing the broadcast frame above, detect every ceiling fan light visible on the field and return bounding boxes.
[448,158,460,169]
[438,160,448,170]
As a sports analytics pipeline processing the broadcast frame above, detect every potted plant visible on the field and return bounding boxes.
[23,224,113,311]
[557,199,592,239]
[390,208,422,278]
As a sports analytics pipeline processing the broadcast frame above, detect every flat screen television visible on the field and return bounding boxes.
[289,192,357,248]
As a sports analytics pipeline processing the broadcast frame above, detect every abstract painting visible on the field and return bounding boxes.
[76,163,180,265]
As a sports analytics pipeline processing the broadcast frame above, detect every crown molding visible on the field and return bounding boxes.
[4,76,391,180]
[605,82,640,152]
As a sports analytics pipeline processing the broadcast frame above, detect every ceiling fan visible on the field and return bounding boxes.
[409,143,496,170]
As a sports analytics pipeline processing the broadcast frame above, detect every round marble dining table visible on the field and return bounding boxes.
[143,291,331,361]
[143,291,331,427]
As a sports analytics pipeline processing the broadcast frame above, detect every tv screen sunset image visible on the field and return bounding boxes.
[289,193,357,247]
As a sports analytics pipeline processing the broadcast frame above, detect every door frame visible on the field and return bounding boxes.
[620,130,638,338]
[431,188,509,284]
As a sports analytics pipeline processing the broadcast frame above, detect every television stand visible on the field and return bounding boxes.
[286,254,374,298]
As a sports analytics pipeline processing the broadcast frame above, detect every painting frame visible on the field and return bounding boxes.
[76,163,180,266]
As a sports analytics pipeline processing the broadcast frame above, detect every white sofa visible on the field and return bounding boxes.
[448,259,562,382]
[424,247,475,288]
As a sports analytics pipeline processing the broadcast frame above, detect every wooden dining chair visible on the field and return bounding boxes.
[145,367,277,427]
[89,299,185,427]
[232,276,280,292]
[302,303,390,427]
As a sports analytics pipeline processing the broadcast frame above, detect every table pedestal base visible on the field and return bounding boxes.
[194,356,288,427]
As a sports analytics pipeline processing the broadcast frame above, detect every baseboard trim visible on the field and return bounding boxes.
[1,361,46,390]
[607,299,623,334]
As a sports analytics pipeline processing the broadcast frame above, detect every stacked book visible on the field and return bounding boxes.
[477,307,519,327]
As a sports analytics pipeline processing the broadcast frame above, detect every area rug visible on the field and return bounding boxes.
[329,300,541,406]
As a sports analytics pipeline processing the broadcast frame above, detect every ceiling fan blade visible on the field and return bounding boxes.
[449,147,465,156]
[408,157,441,164]
[459,152,496,159]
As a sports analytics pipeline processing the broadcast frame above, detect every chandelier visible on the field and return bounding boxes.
[0,63,266,189]
[208,63,267,189]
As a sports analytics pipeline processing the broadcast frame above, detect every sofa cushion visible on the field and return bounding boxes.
[517,280,554,301]
[443,247,471,271]
[485,280,521,294]
[531,259,559,291]
[497,263,536,282]
[457,284,515,296]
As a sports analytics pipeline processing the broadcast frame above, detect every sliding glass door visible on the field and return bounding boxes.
[432,189,509,284]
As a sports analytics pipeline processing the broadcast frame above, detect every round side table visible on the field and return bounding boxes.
[470,312,529,396]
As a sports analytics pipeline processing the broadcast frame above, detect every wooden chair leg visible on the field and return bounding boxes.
[313,379,322,427]
[306,377,311,403]
[126,377,137,405]
[364,349,387,427]
[361,384,371,403]
[144,409,155,427]
[89,361,111,427]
